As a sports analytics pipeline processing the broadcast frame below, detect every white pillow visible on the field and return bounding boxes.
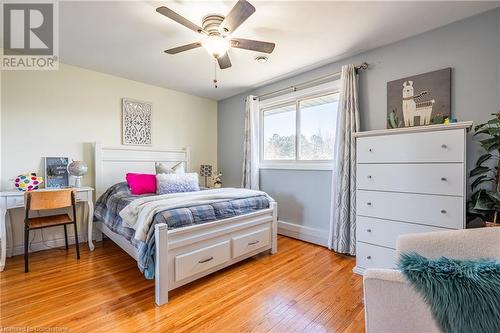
[155,161,184,174]
[157,173,200,194]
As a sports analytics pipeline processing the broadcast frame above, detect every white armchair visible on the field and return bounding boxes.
[363,228,500,333]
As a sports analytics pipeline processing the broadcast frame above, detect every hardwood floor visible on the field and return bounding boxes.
[0,236,365,332]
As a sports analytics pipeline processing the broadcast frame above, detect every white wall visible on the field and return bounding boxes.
[0,69,2,194]
[2,63,217,189]
[1,62,217,254]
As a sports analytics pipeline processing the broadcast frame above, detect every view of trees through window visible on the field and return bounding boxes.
[262,93,338,161]
[263,104,296,160]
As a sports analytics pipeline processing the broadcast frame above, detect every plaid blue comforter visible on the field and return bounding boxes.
[94,182,270,279]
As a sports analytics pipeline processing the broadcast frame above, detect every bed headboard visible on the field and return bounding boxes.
[94,142,190,198]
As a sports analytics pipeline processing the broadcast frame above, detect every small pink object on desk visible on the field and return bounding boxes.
[126,173,157,195]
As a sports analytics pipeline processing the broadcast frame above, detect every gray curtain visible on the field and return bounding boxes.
[328,64,360,255]
[241,95,260,190]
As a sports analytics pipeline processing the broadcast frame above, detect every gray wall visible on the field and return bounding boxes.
[260,170,332,230]
[218,8,500,230]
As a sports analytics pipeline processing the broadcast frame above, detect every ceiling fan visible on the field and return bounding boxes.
[156,0,276,70]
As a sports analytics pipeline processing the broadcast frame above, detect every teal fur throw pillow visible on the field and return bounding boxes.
[399,253,500,333]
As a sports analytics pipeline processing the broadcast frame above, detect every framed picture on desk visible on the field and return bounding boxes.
[45,157,70,188]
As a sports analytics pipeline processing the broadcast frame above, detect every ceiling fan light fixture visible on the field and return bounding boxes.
[202,35,230,58]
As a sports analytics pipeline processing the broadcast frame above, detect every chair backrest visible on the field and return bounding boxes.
[397,227,500,260]
[25,189,75,211]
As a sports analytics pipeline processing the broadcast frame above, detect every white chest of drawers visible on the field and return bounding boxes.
[353,121,472,274]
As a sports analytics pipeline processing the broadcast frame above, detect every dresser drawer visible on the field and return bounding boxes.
[175,240,231,282]
[76,191,89,201]
[357,190,464,229]
[232,227,270,258]
[357,129,464,163]
[357,242,397,269]
[356,216,446,249]
[357,163,464,196]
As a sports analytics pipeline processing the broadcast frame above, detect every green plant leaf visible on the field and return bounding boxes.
[480,137,500,152]
[470,166,491,177]
[486,191,500,204]
[470,190,480,202]
[473,191,495,211]
[487,118,500,125]
[477,191,495,210]
[475,127,500,136]
[476,153,492,166]
[467,210,489,220]
[469,115,500,219]
[471,175,495,191]
[475,124,486,131]
[467,201,489,219]
[475,118,500,131]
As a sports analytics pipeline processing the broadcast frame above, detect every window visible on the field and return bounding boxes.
[299,94,338,160]
[263,104,296,160]
[261,90,339,169]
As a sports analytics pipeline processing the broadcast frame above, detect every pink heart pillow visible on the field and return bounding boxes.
[126,173,157,195]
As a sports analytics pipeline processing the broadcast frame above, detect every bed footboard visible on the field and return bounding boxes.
[155,223,169,306]
[271,202,278,254]
[154,202,278,306]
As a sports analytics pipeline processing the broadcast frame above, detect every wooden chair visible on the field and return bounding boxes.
[24,189,80,272]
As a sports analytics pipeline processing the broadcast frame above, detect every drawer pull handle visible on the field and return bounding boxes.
[368,148,373,152]
[366,202,372,206]
[441,144,447,149]
[367,229,372,233]
[198,257,214,264]
[441,210,447,214]
[367,175,372,179]
[248,240,260,245]
[367,256,372,259]
[441,177,447,181]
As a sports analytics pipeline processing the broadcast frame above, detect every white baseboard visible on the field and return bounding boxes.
[352,266,365,275]
[7,230,103,257]
[9,221,328,255]
[278,220,329,247]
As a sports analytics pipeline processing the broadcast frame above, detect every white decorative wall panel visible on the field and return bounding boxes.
[122,98,152,146]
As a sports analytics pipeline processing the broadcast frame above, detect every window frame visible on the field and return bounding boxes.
[259,80,341,171]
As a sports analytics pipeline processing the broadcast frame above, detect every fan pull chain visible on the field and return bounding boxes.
[213,59,218,88]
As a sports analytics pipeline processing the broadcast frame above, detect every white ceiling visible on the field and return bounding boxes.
[58,1,499,100]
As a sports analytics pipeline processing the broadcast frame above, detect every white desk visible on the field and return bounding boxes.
[0,186,94,271]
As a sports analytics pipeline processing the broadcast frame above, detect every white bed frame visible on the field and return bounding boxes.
[92,143,277,306]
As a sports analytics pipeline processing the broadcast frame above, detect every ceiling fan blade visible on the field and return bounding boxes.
[231,38,275,54]
[156,6,204,33]
[220,0,256,34]
[217,53,232,69]
[164,42,202,54]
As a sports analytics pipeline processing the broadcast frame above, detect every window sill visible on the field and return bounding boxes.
[259,163,334,171]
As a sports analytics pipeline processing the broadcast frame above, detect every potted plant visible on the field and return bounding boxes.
[467,112,500,225]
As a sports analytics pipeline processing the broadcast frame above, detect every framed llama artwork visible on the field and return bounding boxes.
[387,68,451,129]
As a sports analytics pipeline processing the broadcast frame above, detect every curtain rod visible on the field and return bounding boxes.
[253,62,369,101]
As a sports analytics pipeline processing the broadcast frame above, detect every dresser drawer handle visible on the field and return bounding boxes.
[367,175,372,179]
[441,210,447,214]
[198,257,214,264]
[366,256,372,260]
[441,177,447,181]
[366,229,372,233]
[366,202,372,206]
[248,240,260,245]
[368,148,373,152]
[441,144,447,149]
